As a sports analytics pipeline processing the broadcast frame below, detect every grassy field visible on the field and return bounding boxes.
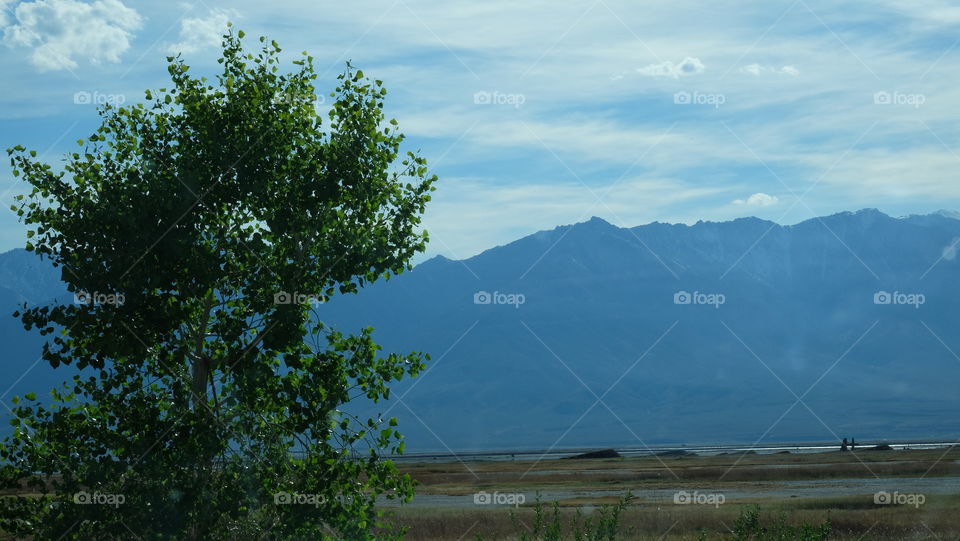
[3,447,957,539]
[389,447,960,540]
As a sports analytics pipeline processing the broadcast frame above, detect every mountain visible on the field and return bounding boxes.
[2,209,959,451]
[0,250,69,411]
[323,209,960,450]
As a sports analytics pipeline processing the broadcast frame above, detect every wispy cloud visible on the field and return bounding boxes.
[0,0,15,27]
[739,63,799,76]
[637,57,705,78]
[1,0,959,256]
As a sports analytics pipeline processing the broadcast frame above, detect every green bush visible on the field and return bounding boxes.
[475,493,635,541]
[729,506,831,541]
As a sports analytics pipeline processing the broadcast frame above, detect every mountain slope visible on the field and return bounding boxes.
[1,210,958,451]
[324,209,960,449]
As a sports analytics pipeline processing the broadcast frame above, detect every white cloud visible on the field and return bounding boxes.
[874,0,960,27]
[637,56,704,78]
[168,8,237,55]
[2,0,142,72]
[733,193,779,206]
[0,0,15,27]
[740,63,799,76]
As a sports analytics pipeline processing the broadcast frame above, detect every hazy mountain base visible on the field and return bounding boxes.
[2,209,960,450]
[327,209,960,450]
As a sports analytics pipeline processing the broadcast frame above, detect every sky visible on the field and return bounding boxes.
[1,0,960,260]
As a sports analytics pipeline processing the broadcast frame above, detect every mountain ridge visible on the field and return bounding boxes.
[426,208,957,270]
[1,208,959,450]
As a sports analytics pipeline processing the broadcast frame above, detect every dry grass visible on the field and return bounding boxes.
[401,448,960,494]
[4,448,958,539]
[391,495,960,540]
[391,448,960,540]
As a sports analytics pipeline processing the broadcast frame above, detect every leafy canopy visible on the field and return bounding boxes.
[1,26,434,540]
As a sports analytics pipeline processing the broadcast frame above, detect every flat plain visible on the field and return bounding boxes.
[389,446,960,540]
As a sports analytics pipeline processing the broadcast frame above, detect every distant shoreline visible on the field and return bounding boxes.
[382,439,959,463]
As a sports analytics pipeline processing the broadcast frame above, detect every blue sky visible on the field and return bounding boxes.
[1,0,960,259]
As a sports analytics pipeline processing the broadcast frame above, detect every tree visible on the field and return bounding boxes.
[0,26,434,540]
